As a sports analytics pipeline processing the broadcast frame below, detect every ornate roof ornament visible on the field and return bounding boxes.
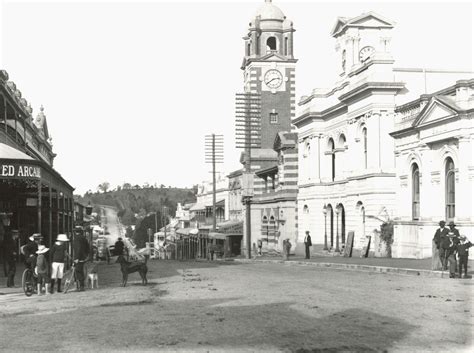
[35,105,46,129]
[0,70,9,83]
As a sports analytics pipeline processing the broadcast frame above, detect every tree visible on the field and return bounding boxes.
[123,183,132,190]
[98,181,110,193]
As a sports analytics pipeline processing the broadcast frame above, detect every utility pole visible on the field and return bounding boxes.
[235,92,261,259]
[205,134,224,232]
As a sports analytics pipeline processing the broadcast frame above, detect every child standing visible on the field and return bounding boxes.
[457,235,473,279]
[35,245,50,295]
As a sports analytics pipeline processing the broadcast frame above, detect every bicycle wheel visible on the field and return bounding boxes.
[63,267,76,294]
[22,269,35,297]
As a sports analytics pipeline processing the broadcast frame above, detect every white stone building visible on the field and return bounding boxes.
[391,80,474,258]
[293,12,473,257]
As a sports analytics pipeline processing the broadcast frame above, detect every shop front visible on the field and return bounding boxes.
[0,143,74,250]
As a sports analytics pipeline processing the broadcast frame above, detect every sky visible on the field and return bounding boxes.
[1,0,472,195]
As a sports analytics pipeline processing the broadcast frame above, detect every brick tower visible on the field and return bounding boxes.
[241,0,297,194]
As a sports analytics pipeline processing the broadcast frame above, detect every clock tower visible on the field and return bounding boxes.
[242,0,297,153]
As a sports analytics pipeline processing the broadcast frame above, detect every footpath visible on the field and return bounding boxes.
[233,252,474,279]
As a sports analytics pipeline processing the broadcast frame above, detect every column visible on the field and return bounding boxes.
[56,190,60,235]
[48,185,53,249]
[37,181,42,234]
[458,136,473,221]
[62,193,65,234]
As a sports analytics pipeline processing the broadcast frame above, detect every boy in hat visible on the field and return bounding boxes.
[35,245,50,295]
[456,235,472,279]
[50,234,70,293]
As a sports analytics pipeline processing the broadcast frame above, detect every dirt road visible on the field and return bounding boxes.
[0,260,472,352]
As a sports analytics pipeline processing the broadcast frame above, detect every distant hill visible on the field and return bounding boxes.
[76,186,196,227]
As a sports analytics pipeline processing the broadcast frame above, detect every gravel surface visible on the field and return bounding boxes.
[0,260,472,352]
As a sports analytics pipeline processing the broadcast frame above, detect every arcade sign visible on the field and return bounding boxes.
[0,163,42,179]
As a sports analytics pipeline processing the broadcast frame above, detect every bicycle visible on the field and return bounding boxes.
[62,263,78,294]
[21,267,37,297]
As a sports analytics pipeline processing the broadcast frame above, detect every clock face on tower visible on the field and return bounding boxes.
[359,46,375,62]
[264,69,283,89]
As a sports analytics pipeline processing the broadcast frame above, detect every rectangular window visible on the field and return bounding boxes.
[270,112,278,124]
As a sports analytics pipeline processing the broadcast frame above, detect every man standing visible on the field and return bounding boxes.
[448,221,460,237]
[434,221,449,269]
[114,237,125,256]
[73,231,90,291]
[304,231,312,259]
[2,230,18,287]
[22,234,41,269]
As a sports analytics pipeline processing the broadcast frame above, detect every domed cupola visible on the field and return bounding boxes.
[255,0,285,22]
[243,0,295,64]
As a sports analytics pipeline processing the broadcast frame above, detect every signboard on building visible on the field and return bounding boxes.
[0,163,41,179]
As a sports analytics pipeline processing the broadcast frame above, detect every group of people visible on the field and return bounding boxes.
[2,230,90,293]
[433,221,472,278]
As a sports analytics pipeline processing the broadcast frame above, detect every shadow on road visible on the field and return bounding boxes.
[0,295,417,352]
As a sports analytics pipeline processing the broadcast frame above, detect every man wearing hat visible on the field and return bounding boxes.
[433,221,449,269]
[73,231,90,291]
[448,221,460,237]
[50,234,70,293]
[22,234,41,270]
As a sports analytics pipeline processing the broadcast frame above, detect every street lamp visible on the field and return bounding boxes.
[322,204,328,251]
[335,205,340,253]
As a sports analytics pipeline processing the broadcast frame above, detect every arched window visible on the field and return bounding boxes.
[303,205,309,214]
[246,43,251,56]
[284,37,288,56]
[266,37,277,52]
[362,127,368,169]
[329,138,336,181]
[445,158,455,220]
[412,163,420,220]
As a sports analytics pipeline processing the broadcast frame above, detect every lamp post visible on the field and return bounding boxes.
[322,205,328,251]
[335,205,340,253]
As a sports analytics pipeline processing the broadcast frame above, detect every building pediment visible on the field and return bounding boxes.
[412,97,460,128]
[331,12,394,37]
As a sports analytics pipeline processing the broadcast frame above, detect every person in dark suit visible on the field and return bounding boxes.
[434,221,449,270]
[73,231,90,291]
[304,231,312,259]
[2,230,18,287]
[448,221,460,237]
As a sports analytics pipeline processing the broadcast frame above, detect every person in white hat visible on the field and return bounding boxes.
[35,245,50,295]
[49,234,70,293]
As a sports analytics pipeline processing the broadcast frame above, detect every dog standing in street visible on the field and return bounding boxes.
[116,255,148,287]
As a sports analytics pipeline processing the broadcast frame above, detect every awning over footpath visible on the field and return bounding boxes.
[190,199,225,211]
[0,142,74,193]
[208,232,227,240]
[217,219,243,235]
